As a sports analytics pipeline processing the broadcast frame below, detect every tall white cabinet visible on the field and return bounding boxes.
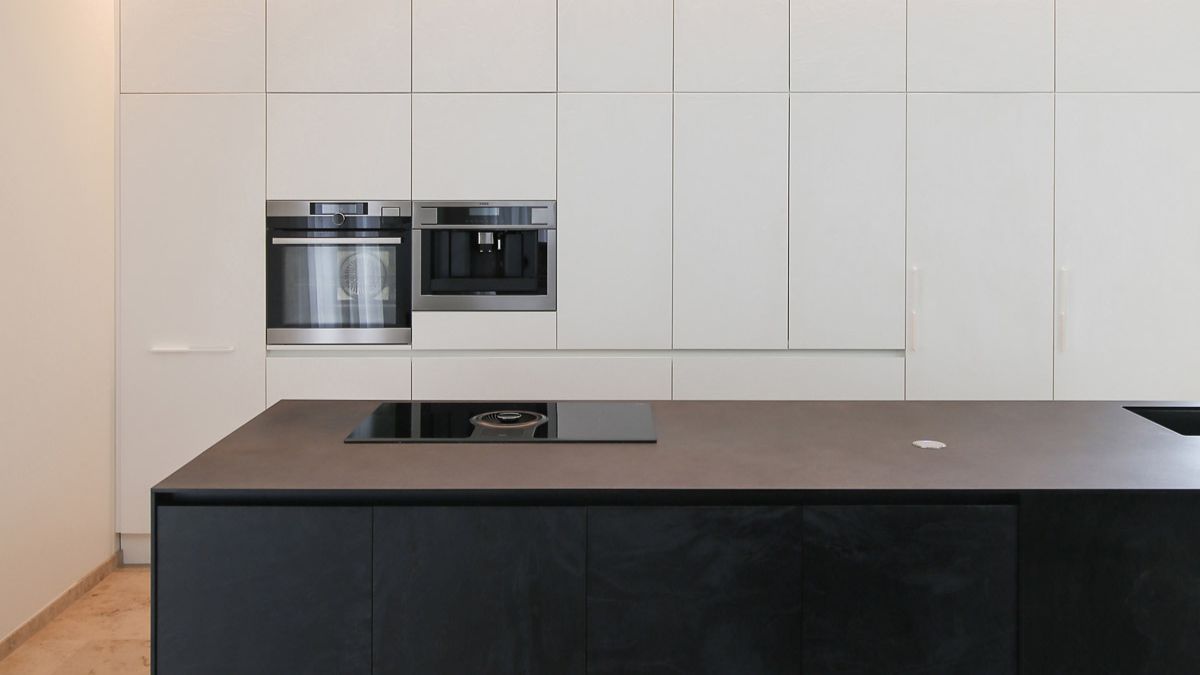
[1055,95,1200,400]
[412,0,556,92]
[673,94,790,350]
[118,95,266,533]
[674,0,788,92]
[789,94,906,350]
[557,94,673,349]
[906,94,1054,400]
[1057,0,1200,92]
[120,0,265,93]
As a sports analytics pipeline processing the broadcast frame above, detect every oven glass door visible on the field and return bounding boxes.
[267,236,410,331]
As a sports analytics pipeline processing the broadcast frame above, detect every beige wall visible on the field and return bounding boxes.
[0,0,117,639]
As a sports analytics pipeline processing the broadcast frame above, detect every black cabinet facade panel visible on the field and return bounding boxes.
[802,505,1017,675]
[155,505,372,675]
[372,506,585,675]
[587,506,805,675]
[1021,492,1200,674]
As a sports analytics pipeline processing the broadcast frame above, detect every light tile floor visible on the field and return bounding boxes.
[0,567,150,675]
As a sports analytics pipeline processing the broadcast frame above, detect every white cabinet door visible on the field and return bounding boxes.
[907,0,1053,92]
[906,94,1053,400]
[790,94,905,349]
[266,355,411,406]
[557,94,672,349]
[412,94,556,200]
[1055,95,1200,399]
[672,353,905,400]
[790,0,906,92]
[412,356,673,400]
[674,0,789,92]
[119,94,265,533]
[412,312,557,350]
[1057,0,1200,92]
[267,0,411,92]
[673,94,789,349]
[558,0,672,92]
[121,0,264,93]
[412,0,555,92]
[267,94,411,199]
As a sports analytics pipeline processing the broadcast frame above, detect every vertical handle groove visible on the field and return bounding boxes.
[1057,266,1069,352]
[908,266,920,352]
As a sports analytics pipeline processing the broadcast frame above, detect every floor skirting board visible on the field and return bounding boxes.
[0,552,119,662]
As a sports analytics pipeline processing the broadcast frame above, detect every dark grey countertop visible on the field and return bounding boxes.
[153,400,1200,495]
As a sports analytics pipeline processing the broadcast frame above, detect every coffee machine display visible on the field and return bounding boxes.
[412,201,556,311]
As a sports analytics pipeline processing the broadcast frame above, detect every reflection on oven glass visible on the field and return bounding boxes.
[339,251,390,300]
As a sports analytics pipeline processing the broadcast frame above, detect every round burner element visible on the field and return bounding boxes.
[470,410,549,430]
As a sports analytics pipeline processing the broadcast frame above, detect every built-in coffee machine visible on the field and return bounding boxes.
[412,201,556,311]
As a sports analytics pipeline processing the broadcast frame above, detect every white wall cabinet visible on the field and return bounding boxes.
[266,0,411,92]
[790,94,905,349]
[412,94,556,200]
[674,0,788,92]
[790,0,905,92]
[119,94,266,533]
[907,0,1053,92]
[267,94,411,199]
[1055,95,1200,399]
[412,312,557,350]
[673,354,905,400]
[906,94,1053,400]
[121,0,264,93]
[266,355,411,406]
[673,94,789,349]
[412,356,673,400]
[557,0,672,92]
[1057,0,1200,92]
[557,94,672,349]
[412,0,556,92]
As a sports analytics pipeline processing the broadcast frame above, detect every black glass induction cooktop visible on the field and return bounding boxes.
[345,401,657,443]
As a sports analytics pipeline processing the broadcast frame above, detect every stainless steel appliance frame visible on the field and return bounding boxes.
[266,199,413,346]
[412,200,557,312]
[266,327,412,345]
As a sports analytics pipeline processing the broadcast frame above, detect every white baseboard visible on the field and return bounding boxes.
[120,533,151,565]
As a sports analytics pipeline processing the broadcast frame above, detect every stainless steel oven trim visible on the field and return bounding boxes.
[271,237,405,245]
[413,200,557,229]
[267,327,412,345]
[415,224,549,231]
[411,228,557,311]
[266,200,412,218]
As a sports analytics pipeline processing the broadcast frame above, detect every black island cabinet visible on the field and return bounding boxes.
[372,507,585,674]
[154,506,372,674]
[152,493,1200,674]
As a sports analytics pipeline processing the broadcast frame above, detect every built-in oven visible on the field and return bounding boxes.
[266,200,412,345]
[412,201,556,311]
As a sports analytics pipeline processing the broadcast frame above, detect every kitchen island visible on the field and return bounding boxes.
[153,400,1200,674]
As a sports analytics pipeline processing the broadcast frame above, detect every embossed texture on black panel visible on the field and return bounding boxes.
[1021,492,1200,674]
[373,507,586,675]
[802,505,1017,675]
[587,506,805,675]
[156,506,372,675]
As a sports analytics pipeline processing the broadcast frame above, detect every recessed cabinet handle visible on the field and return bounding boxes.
[149,346,236,354]
[1057,266,1069,352]
[907,266,920,352]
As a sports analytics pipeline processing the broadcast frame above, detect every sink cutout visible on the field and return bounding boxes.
[1126,407,1200,436]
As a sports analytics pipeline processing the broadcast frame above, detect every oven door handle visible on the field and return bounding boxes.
[270,237,404,245]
